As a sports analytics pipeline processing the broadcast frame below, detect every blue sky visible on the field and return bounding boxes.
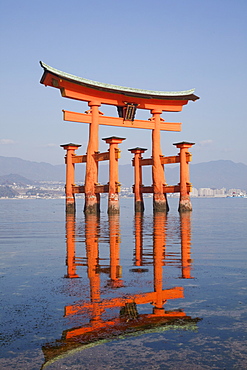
[0,0,247,165]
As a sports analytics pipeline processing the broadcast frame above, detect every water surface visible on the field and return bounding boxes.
[0,198,246,369]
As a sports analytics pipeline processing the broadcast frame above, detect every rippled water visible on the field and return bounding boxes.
[0,197,246,369]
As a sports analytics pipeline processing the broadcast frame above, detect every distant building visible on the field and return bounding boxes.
[228,189,246,197]
[191,187,198,197]
[213,188,226,197]
[198,188,214,197]
[191,187,246,198]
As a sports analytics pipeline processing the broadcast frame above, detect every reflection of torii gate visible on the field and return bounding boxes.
[65,212,193,283]
[64,211,193,318]
[41,211,198,367]
[134,212,193,279]
[40,62,199,214]
[65,213,187,319]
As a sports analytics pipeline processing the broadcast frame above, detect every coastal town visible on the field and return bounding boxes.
[0,181,246,199]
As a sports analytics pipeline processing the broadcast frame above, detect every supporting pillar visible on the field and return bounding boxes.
[151,109,169,213]
[60,143,81,214]
[103,136,125,214]
[84,101,101,215]
[174,142,194,212]
[128,147,147,212]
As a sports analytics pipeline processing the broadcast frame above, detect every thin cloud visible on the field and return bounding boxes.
[0,139,15,145]
[198,140,213,147]
[193,140,213,152]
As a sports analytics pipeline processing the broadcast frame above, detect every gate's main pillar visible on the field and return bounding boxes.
[103,136,125,214]
[151,109,169,213]
[61,143,81,214]
[84,101,101,215]
[174,142,194,212]
[128,147,147,213]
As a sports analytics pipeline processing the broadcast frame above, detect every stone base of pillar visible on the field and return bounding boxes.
[108,194,120,214]
[84,194,100,215]
[108,203,120,214]
[153,194,169,213]
[66,199,76,215]
[135,200,144,213]
[178,198,192,212]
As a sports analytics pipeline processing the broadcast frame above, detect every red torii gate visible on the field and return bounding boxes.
[40,62,199,214]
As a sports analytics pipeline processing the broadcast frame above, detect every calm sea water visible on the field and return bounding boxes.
[0,197,246,369]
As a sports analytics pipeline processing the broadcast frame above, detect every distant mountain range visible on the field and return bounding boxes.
[0,173,35,186]
[0,156,246,191]
[0,156,64,182]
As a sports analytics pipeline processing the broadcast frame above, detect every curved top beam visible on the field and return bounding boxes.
[40,62,199,111]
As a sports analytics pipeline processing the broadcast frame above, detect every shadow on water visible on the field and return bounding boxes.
[41,210,201,369]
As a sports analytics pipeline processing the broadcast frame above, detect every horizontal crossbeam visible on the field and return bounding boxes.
[64,287,184,316]
[94,151,110,161]
[69,150,120,164]
[139,183,192,194]
[161,155,180,164]
[63,110,181,132]
[72,154,87,163]
[140,158,153,166]
[73,183,120,194]
[138,154,190,167]
[65,311,187,340]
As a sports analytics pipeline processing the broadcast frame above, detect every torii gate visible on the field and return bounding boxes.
[40,62,199,214]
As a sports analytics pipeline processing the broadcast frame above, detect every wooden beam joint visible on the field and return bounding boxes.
[63,110,181,132]
[73,182,120,194]
[133,183,192,194]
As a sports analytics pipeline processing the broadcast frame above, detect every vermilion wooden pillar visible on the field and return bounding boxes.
[61,143,81,214]
[151,109,169,213]
[174,142,194,212]
[128,147,147,212]
[84,101,101,215]
[103,136,125,214]
[41,63,199,215]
